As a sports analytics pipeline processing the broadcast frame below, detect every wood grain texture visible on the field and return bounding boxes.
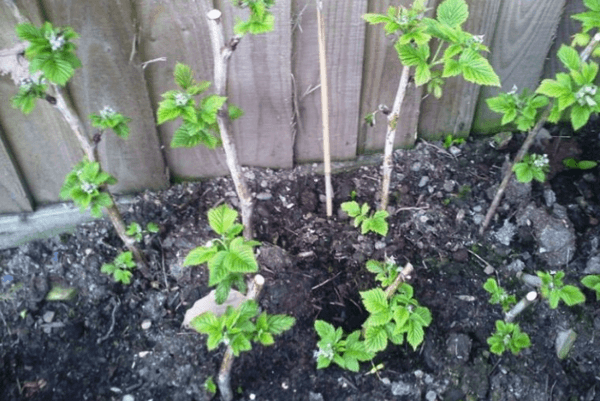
[292,0,368,162]
[359,0,423,153]
[542,0,584,79]
[471,0,566,134]
[41,0,168,193]
[137,0,233,179]
[418,0,501,140]
[216,0,294,169]
[0,1,81,207]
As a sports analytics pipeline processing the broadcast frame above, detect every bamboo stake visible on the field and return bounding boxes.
[480,33,600,234]
[316,0,333,217]
[217,274,265,401]
[206,9,254,239]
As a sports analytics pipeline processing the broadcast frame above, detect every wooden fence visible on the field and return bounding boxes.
[0,0,585,214]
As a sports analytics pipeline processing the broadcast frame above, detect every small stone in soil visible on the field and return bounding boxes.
[43,311,55,323]
[141,320,151,330]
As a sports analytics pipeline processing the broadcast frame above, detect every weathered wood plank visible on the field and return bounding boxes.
[418,0,501,140]
[358,0,423,153]
[217,0,294,169]
[136,0,232,180]
[471,0,566,134]
[41,0,169,193]
[0,126,32,213]
[542,0,584,79]
[0,1,82,207]
[292,0,368,162]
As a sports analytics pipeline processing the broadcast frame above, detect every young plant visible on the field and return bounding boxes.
[361,283,432,352]
[363,0,500,210]
[512,153,550,183]
[483,278,517,312]
[581,275,600,300]
[563,157,598,170]
[191,299,295,356]
[204,376,217,395]
[90,106,132,139]
[486,86,549,132]
[443,134,465,149]
[59,159,116,218]
[183,204,260,304]
[101,251,136,285]
[487,320,531,356]
[231,0,276,35]
[341,201,389,236]
[11,76,49,114]
[126,222,160,242]
[365,258,403,287]
[314,320,373,372]
[538,271,586,309]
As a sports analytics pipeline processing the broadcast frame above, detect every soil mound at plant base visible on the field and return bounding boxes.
[1,125,599,400]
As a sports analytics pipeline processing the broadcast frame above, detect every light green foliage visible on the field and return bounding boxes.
[15,22,81,86]
[59,159,116,217]
[487,320,531,355]
[563,157,598,170]
[365,259,402,287]
[364,112,376,127]
[341,201,389,236]
[483,278,517,312]
[581,275,600,300]
[231,0,276,35]
[538,271,586,309]
[204,376,217,394]
[190,300,295,357]
[361,283,432,352]
[183,204,260,304]
[443,134,465,149]
[101,251,136,284]
[364,0,500,98]
[536,45,600,130]
[157,63,244,149]
[89,106,132,139]
[486,87,549,131]
[313,320,373,372]
[126,222,160,242]
[45,285,77,301]
[11,76,48,114]
[512,153,549,183]
[571,0,600,48]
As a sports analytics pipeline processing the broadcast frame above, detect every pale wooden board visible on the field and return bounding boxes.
[136,0,232,180]
[217,0,294,169]
[0,1,82,207]
[41,0,169,193]
[418,0,501,140]
[542,0,584,79]
[0,126,32,213]
[292,0,368,162]
[471,0,566,134]
[358,0,423,153]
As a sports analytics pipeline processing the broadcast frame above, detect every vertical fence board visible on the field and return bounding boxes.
[41,0,168,193]
[471,0,566,134]
[292,0,368,162]
[137,0,231,180]
[218,0,294,169]
[358,0,422,153]
[0,1,82,206]
[418,0,501,140]
[0,126,32,213]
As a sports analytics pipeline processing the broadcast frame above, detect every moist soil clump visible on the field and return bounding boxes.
[1,123,599,401]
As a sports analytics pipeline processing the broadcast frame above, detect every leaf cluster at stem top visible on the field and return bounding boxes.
[89,106,132,139]
[538,271,586,309]
[231,0,276,35]
[11,75,48,115]
[341,201,389,236]
[101,251,136,285]
[486,87,549,132]
[487,320,531,355]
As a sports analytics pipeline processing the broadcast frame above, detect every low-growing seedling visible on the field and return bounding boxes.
[313,320,372,372]
[443,134,465,149]
[483,278,517,312]
[183,204,260,304]
[191,299,295,357]
[486,86,549,132]
[563,157,598,170]
[512,153,549,183]
[538,271,586,309]
[341,201,389,236]
[126,222,160,242]
[59,159,116,218]
[204,376,217,394]
[231,0,276,35]
[487,320,531,355]
[101,251,136,284]
[581,275,600,300]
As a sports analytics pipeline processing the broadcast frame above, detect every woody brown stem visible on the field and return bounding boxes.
[384,262,414,299]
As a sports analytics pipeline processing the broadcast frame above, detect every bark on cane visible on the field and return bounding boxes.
[206,9,254,240]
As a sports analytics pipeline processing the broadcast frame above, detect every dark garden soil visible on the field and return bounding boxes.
[1,121,600,401]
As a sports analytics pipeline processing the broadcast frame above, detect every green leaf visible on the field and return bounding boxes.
[559,285,586,306]
[557,45,581,71]
[396,43,429,67]
[486,95,512,114]
[537,78,569,98]
[584,0,600,12]
[360,288,389,315]
[16,23,43,41]
[208,204,239,235]
[577,160,598,169]
[174,63,194,90]
[570,104,592,130]
[225,237,258,273]
[406,321,425,350]
[501,108,517,125]
[314,320,336,341]
[442,58,461,78]
[362,13,392,25]
[436,0,469,28]
[228,104,244,120]
[582,62,599,83]
[157,100,183,124]
[581,275,600,300]
[415,63,432,86]
[266,314,295,334]
[183,246,218,266]
[341,201,360,217]
[458,49,500,86]
[207,251,229,286]
[101,263,116,275]
[364,325,388,353]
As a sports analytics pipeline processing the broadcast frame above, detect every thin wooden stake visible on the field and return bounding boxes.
[316,0,333,217]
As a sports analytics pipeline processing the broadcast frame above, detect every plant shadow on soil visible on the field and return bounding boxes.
[1,121,600,401]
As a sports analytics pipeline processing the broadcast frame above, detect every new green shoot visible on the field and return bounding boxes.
[126,222,160,242]
[90,106,132,139]
[538,271,586,309]
[512,153,549,183]
[101,251,136,285]
[487,320,531,355]
[581,275,600,300]
[483,278,517,312]
[341,201,389,236]
[313,320,372,372]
